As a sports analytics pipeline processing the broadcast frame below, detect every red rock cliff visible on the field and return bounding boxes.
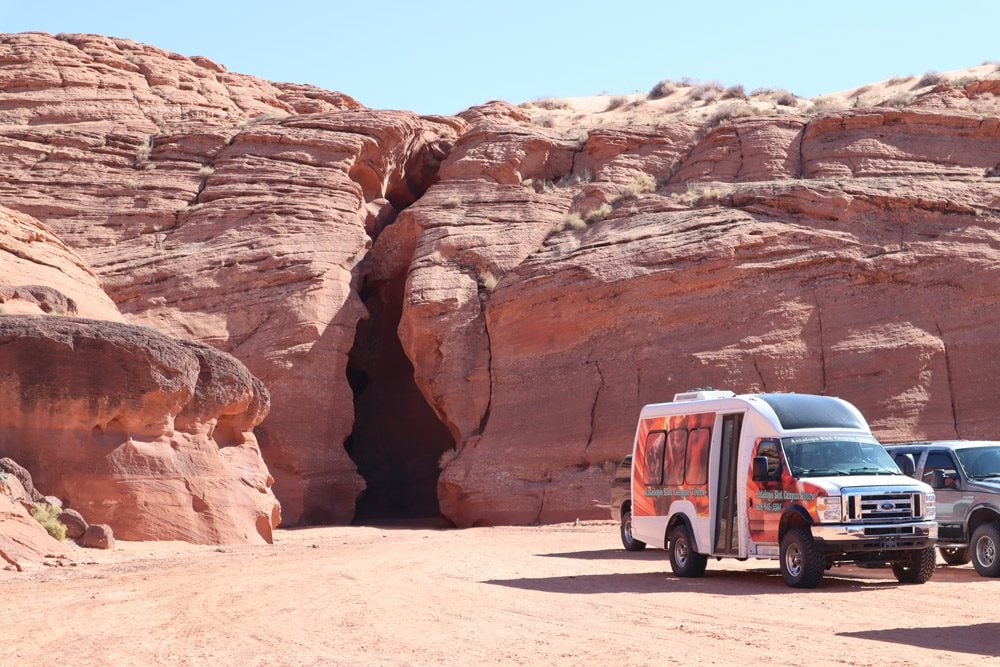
[1,33,998,527]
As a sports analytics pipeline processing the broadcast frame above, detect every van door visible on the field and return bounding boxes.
[713,413,743,554]
[746,438,784,550]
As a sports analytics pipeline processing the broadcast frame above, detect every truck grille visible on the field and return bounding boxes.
[846,492,921,522]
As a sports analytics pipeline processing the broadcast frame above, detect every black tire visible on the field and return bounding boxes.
[891,547,937,583]
[779,527,824,588]
[971,523,1000,577]
[620,509,646,552]
[939,546,971,566]
[668,524,707,577]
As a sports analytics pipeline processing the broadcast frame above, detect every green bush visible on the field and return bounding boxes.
[30,502,66,542]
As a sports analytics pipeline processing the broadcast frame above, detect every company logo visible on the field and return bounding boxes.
[878,501,896,511]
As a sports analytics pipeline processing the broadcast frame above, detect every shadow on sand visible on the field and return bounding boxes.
[485,566,920,596]
[839,623,1000,657]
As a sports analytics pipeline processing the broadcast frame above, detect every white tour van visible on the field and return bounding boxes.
[621,390,938,588]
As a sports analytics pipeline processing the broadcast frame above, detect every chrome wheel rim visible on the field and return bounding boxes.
[977,534,997,567]
[785,543,803,578]
[675,536,689,567]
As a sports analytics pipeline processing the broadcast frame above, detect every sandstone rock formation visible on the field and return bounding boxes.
[0,315,278,544]
[0,32,998,528]
[0,33,460,524]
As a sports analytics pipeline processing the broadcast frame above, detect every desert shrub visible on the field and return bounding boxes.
[690,82,723,102]
[704,103,755,129]
[198,164,214,177]
[648,79,677,99]
[534,98,569,110]
[604,96,628,111]
[722,84,745,99]
[585,203,612,223]
[810,96,842,113]
[480,270,498,292]
[438,449,458,469]
[885,93,915,108]
[952,75,976,86]
[561,212,586,230]
[537,115,556,128]
[30,503,66,541]
[749,87,775,96]
[851,84,873,97]
[442,196,462,209]
[618,173,657,200]
[774,90,798,106]
[557,168,593,186]
[886,76,913,86]
[916,71,946,88]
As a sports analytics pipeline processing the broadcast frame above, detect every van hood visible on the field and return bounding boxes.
[799,474,931,495]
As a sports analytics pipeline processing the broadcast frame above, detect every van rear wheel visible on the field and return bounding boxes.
[939,546,971,566]
[668,524,707,577]
[620,510,646,552]
[779,527,824,588]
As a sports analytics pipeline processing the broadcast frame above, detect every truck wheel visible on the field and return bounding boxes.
[891,547,936,583]
[779,527,824,588]
[620,510,646,552]
[939,546,971,566]
[971,523,1000,577]
[668,524,707,577]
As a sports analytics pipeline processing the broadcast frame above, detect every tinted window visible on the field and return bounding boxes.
[665,429,687,485]
[685,427,711,485]
[758,394,865,430]
[644,431,665,485]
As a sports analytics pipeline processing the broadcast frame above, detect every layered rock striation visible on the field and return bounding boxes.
[0,32,998,527]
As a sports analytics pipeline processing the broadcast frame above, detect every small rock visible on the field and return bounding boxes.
[58,508,88,539]
[78,524,115,550]
[43,495,63,510]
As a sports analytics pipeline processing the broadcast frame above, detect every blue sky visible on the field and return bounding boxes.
[3,1,998,115]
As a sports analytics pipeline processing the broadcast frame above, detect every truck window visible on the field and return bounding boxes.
[757,440,781,478]
[644,431,666,485]
[685,427,711,485]
[923,451,959,488]
[665,428,688,485]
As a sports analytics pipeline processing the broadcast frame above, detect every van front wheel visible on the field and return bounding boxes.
[668,524,707,577]
[779,527,824,588]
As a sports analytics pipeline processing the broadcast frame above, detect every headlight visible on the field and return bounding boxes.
[924,492,936,520]
[816,496,842,523]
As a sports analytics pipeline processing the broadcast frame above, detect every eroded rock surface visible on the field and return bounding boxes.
[0,32,998,528]
[0,315,278,544]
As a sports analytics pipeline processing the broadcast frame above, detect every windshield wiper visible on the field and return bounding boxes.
[847,467,899,475]
[970,473,1000,480]
[796,468,847,477]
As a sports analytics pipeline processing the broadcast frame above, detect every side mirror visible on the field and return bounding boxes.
[897,454,916,477]
[930,469,945,489]
[752,456,771,482]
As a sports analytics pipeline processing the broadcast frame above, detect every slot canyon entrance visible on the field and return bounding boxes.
[345,274,455,522]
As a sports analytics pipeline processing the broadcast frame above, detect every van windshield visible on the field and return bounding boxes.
[781,436,899,478]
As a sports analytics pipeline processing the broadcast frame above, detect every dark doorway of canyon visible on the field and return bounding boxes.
[345,275,455,521]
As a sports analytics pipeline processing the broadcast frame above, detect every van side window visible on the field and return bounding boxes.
[685,427,711,485]
[757,440,781,478]
[665,428,688,485]
[923,451,958,488]
[644,431,666,485]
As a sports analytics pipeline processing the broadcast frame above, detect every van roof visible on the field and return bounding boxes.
[640,392,869,433]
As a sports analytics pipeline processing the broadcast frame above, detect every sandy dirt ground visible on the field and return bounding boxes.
[1,521,997,666]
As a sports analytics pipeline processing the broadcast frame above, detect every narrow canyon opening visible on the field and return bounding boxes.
[345,273,455,522]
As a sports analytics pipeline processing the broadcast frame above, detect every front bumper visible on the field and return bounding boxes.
[811,520,937,552]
